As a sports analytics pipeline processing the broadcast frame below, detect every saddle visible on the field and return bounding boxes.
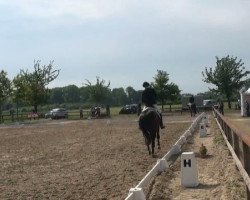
[142,106,161,118]
[142,106,155,112]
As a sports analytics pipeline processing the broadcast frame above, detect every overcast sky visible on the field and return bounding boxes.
[0,0,250,94]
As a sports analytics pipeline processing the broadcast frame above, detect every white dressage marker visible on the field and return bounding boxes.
[199,122,207,138]
[181,152,199,187]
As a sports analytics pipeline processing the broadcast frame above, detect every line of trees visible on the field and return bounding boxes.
[1,55,249,118]
[0,60,60,121]
[0,61,182,115]
[0,61,145,115]
[49,70,182,111]
[48,81,143,107]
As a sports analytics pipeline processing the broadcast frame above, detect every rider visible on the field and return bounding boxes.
[141,81,165,129]
[189,95,194,104]
[188,95,196,115]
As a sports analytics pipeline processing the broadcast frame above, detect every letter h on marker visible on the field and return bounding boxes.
[184,159,191,167]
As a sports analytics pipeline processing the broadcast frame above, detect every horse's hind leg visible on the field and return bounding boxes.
[147,145,152,155]
[143,131,152,155]
[157,131,161,150]
[151,138,155,155]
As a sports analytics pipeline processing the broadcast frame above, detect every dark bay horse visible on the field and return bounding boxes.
[139,108,161,156]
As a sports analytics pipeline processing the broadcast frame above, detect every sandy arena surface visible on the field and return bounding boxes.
[0,113,246,199]
[0,113,192,200]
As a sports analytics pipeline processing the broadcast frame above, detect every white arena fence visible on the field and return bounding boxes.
[125,112,206,200]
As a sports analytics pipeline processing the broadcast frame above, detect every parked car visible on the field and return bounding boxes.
[119,104,138,114]
[203,99,216,110]
[45,108,68,119]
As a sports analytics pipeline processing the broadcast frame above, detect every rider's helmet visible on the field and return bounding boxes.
[142,81,150,88]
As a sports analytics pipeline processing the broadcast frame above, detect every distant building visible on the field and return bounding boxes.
[239,87,250,116]
[181,95,204,110]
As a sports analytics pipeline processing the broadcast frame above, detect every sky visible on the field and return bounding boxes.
[0,0,250,94]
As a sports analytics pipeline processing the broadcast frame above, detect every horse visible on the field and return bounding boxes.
[139,108,161,156]
[188,103,196,117]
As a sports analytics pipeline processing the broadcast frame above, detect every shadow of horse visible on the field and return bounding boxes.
[139,108,161,156]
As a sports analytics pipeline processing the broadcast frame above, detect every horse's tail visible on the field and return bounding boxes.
[139,111,153,145]
[138,115,144,130]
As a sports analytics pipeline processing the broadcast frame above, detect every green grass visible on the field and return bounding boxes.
[0,104,185,123]
[110,106,122,116]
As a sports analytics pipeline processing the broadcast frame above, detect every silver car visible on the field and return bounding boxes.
[46,108,68,119]
[203,99,216,109]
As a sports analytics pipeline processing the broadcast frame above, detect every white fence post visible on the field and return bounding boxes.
[172,144,181,155]
[199,122,207,137]
[158,159,169,172]
[203,114,208,126]
[128,188,146,200]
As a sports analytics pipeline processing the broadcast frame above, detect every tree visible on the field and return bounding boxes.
[202,55,250,108]
[197,91,218,100]
[244,78,250,89]
[12,74,29,119]
[165,83,181,111]
[63,85,80,103]
[152,70,180,111]
[0,70,11,122]
[126,86,137,104]
[112,88,127,106]
[152,70,169,110]
[49,87,64,104]
[85,76,111,105]
[79,86,90,103]
[21,60,60,112]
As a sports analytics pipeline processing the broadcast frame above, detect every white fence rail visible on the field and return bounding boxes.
[125,112,205,200]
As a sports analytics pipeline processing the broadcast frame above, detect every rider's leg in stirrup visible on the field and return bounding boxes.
[153,104,165,129]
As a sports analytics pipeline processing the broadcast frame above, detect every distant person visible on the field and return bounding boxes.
[137,103,142,116]
[219,100,224,115]
[96,106,101,117]
[189,95,194,104]
[188,95,196,116]
[10,108,14,122]
[106,104,110,117]
[91,106,95,117]
[141,81,165,129]
[79,108,83,119]
[246,100,249,117]
[238,99,241,110]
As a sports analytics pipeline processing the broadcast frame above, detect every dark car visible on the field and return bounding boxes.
[203,99,216,110]
[119,104,138,114]
[45,108,68,119]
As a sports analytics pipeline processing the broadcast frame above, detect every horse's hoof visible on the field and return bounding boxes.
[152,154,158,158]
